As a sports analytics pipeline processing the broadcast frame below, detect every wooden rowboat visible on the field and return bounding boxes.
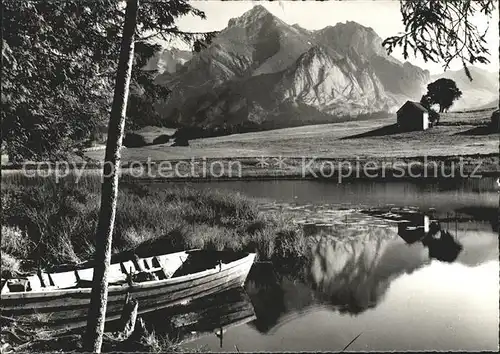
[1,249,256,331]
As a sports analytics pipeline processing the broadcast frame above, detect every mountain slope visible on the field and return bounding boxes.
[430,67,498,111]
[155,5,430,131]
[144,48,193,74]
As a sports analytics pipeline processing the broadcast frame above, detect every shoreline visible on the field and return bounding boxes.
[1,153,498,181]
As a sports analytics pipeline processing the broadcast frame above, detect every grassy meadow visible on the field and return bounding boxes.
[83,108,498,162]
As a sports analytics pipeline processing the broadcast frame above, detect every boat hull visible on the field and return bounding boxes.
[1,252,256,331]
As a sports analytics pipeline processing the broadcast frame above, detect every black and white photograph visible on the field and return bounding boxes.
[1,0,499,352]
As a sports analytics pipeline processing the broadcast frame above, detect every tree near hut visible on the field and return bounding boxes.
[490,109,499,132]
[422,78,463,113]
[419,94,440,126]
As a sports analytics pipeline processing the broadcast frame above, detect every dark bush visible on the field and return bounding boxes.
[429,110,440,126]
[172,137,189,146]
[173,127,207,140]
[152,134,171,145]
[123,132,148,148]
[490,110,499,129]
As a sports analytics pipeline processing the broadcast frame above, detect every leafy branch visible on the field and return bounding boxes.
[383,0,495,80]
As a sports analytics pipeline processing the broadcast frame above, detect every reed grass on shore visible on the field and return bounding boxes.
[1,174,308,278]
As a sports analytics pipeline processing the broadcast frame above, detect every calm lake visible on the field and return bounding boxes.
[149,178,498,352]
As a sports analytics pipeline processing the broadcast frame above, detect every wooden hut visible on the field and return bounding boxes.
[396,101,430,131]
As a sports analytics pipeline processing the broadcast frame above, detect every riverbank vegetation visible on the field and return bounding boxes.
[1,175,309,278]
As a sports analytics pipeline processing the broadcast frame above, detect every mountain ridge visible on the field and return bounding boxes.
[430,66,498,111]
[152,6,432,132]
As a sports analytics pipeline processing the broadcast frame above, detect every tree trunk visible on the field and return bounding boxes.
[83,0,139,352]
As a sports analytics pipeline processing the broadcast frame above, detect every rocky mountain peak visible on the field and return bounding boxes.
[244,4,270,17]
[228,5,276,28]
[315,21,386,59]
[154,5,433,132]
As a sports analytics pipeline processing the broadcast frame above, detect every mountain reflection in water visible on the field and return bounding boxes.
[244,206,498,337]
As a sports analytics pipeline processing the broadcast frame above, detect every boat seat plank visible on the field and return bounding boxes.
[1,280,9,294]
[142,257,155,270]
[108,266,127,284]
[38,272,52,287]
[152,256,161,268]
[49,272,78,289]
[132,255,146,272]
[76,268,94,282]
[155,254,187,279]
[120,260,136,275]
[26,275,42,291]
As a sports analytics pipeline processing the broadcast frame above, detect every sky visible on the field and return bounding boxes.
[169,0,499,75]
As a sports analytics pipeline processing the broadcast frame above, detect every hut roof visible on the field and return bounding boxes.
[397,101,428,114]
